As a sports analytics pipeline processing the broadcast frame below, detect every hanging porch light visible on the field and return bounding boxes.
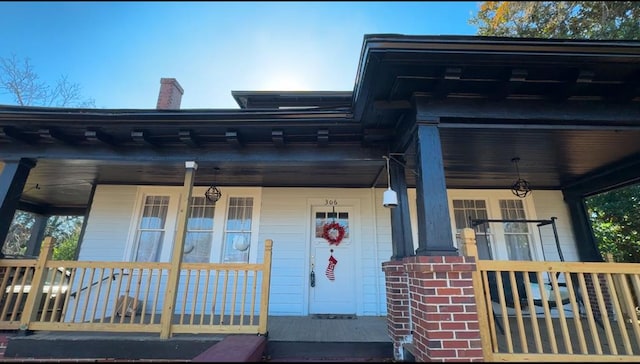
[510,157,531,198]
[205,167,222,204]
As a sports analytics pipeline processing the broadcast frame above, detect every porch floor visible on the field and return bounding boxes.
[3,315,393,361]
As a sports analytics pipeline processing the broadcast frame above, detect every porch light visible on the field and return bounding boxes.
[510,157,531,198]
[205,167,222,204]
[382,156,398,208]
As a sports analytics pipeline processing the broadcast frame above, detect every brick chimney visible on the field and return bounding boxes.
[156,78,184,110]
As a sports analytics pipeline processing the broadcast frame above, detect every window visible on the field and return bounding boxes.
[314,211,350,239]
[129,187,261,263]
[500,199,532,261]
[222,197,254,263]
[133,195,170,262]
[452,199,492,259]
[183,196,215,263]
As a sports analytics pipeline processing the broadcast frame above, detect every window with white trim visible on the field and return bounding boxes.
[499,199,532,261]
[129,187,261,264]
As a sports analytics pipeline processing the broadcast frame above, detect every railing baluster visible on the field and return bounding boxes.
[578,272,603,354]
[88,267,103,323]
[240,269,248,327]
[482,270,499,351]
[11,267,30,322]
[549,271,572,354]
[80,267,96,322]
[60,267,77,323]
[210,269,219,325]
[535,271,558,354]
[522,272,543,353]
[110,269,124,323]
[592,272,617,354]
[249,269,257,326]
[180,269,191,325]
[509,270,528,353]
[219,270,229,325]
[620,273,640,354]
[141,268,153,324]
[71,268,87,323]
[99,268,113,323]
[564,273,588,354]
[189,269,199,326]
[50,265,68,322]
[199,269,210,325]
[150,268,163,324]
[605,273,633,354]
[230,269,238,326]
[495,271,514,353]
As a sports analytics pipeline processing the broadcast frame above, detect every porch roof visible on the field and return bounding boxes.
[0,34,639,211]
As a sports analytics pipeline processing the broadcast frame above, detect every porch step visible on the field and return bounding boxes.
[193,334,267,362]
[263,341,394,362]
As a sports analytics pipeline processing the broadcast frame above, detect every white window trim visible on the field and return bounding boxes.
[125,186,262,264]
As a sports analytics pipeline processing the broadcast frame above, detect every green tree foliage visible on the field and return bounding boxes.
[470,1,640,40]
[53,230,80,261]
[586,185,640,262]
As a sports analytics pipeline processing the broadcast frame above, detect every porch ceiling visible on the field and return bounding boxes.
[1,35,640,210]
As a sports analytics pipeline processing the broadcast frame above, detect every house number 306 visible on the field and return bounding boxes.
[325,199,338,206]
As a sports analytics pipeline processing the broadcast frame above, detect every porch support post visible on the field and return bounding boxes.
[389,155,415,260]
[562,191,603,262]
[404,255,483,361]
[24,213,48,257]
[382,261,412,361]
[413,121,456,256]
[160,161,197,339]
[0,158,36,255]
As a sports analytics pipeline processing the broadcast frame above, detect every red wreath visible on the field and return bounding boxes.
[322,221,346,246]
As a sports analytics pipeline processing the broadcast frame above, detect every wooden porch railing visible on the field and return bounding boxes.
[461,228,640,362]
[0,237,273,338]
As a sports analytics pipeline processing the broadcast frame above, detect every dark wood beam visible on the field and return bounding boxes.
[271,129,285,147]
[414,96,640,124]
[179,130,200,147]
[0,143,386,163]
[317,129,329,147]
[131,130,157,147]
[85,129,116,146]
[0,158,37,255]
[225,130,241,147]
[0,126,35,144]
[39,128,76,145]
[373,100,412,110]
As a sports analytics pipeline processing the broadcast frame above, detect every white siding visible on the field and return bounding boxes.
[79,185,137,261]
[531,190,579,262]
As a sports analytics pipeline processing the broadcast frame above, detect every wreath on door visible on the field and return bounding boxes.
[322,221,346,246]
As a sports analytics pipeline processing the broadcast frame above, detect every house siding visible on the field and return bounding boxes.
[531,190,579,262]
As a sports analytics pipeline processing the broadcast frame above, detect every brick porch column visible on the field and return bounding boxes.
[382,260,412,361]
[404,255,483,362]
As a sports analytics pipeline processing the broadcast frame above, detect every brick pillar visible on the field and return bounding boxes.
[404,255,483,362]
[382,260,412,361]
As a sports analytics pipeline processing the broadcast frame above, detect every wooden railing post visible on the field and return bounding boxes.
[258,239,273,336]
[461,227,478,258]
[160,161,197,339]
[19,236,54,333]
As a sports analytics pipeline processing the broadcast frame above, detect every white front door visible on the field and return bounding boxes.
[308,203,357,314]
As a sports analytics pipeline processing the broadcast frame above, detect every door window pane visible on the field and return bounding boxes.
[315,211,350,239]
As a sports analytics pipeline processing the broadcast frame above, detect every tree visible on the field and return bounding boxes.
[469,1,640,40]
[0,54,95,107]
[470,1,640,262]
[586,185,640,263]
[1,54,93,258]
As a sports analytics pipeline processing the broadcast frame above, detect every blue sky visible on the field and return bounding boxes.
[0,1,480,109]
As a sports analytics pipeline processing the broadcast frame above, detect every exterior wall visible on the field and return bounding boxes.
[531,190,579,262]
[78,184,579,318]
[79,185,137,261]
[80,185,393,317]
